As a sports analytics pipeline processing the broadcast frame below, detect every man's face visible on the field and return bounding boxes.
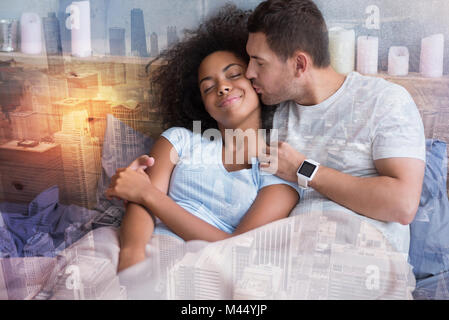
[246,32,296,106]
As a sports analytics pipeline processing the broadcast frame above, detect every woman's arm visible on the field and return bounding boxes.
[118,202,155,271]
[139,136,231,241]
[231,184,299,237]
[114,136,178,271]
[120,202,155,252]
[140,136,299,241]
[144,135,179,195]
[142,182,299,242]
[111,135,300,242]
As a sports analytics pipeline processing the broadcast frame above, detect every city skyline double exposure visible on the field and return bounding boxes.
[0,0,447,301]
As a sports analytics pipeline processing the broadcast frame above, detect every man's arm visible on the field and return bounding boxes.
[307,157,425,225]
[261,141,425,225]
[260,142,425,225]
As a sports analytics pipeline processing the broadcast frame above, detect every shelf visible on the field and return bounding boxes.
[372,71,449,83]
[1,51,447,81]
[0,51,160,66]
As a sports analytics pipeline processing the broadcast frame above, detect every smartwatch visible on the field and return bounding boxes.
[296,159,320,189]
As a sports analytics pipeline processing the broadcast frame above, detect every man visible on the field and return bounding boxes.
[245,0,426,253]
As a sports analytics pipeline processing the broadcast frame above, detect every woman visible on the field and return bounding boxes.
[105,5,301,272]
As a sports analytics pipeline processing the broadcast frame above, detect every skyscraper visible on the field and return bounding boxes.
[0,259,27,299]
[43,12,65,75]
[43,12,63,55]
[200,0,208,20]
[109,27,126,56]
[167,26,179,49]
[150,32,159,57]
[253,221,293,291]
[170,248,232,299]
[57,0,73,54]
[89,0,110,56]
[130,8,149,57]
[54,110,99,209]
[9,111,42,141]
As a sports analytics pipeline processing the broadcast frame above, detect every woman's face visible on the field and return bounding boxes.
[198,51,260,129]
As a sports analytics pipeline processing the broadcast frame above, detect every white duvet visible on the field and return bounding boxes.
[0,210,416,300]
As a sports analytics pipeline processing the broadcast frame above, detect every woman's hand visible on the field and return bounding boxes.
[128,155,155,171]
[106,155,156,205]
[105,167,153,205]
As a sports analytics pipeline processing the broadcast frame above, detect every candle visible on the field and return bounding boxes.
[420,34,444,78]
[70,1,92,58]
[388,46,409,76]
[356,36,379,75]
[0,19,18,52]
[328,27,355,74]
[20,13,42,55]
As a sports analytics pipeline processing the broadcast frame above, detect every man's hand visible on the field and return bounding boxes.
[259,141,305,183]
[258,141,425,225]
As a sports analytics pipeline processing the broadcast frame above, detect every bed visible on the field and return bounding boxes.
[0,109,448,300]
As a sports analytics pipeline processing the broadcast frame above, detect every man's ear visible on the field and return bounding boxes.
[292,51,308,77]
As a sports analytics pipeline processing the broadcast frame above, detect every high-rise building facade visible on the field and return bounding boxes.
[130,8,149,57]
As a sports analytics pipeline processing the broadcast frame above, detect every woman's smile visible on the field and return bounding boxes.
[219,95,242,108]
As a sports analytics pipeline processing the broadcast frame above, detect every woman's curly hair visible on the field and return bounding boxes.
[146,3,277,134]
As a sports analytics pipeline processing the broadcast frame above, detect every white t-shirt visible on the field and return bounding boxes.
[272,71,426,253]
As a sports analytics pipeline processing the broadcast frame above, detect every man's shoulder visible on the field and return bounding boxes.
[274,72,413,117]
[350,72,409,97]
[339,72,415,117]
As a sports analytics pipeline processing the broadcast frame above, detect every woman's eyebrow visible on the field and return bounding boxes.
[223,63,243,72]
[199,63,243,85]
[199,76,212,85]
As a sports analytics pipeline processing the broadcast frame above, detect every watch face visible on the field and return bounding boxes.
[298,161,316,178]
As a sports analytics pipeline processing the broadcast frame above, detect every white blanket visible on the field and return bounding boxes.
[0,210,416,300]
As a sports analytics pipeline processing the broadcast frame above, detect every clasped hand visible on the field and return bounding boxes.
[105,155,155,205]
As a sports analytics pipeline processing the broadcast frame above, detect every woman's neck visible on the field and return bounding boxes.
[218,110,264,164]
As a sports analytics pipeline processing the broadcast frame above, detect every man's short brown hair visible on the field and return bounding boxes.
[248,0,330,68]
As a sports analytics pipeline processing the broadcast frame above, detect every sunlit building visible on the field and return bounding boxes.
[54,110,99,209]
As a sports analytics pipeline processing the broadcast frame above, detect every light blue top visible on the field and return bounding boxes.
[153,127,301,240]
